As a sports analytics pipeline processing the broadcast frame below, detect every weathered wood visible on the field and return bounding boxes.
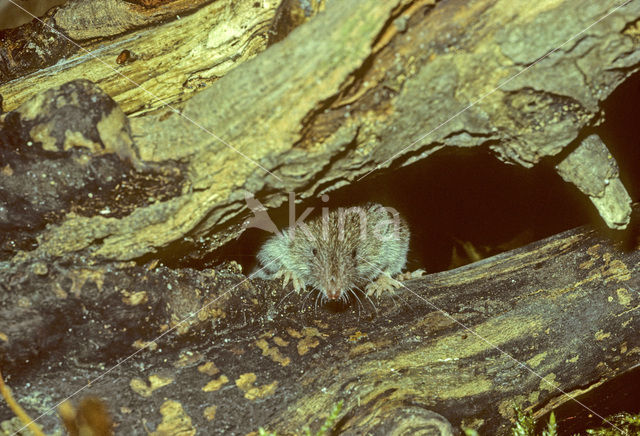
[0,215,638,434]
[1,2,639,433]
[0,79,184,258]
[1,0,637,264]
[0,0,289,116]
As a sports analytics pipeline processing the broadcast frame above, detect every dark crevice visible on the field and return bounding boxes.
[213,146,593,276]
[112,64,640,292]
[536,365,640,435]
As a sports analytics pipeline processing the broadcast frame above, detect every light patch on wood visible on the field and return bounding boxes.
[68,269,105,296]
[313,320,329,329]
[255,339,290,366]
[17,297,31,308]
[235,373,257,391]
[64,130,102,153]
[246,381,278,400]
[412,311,456,331]
[235,373,278,400]
[28,123,58,152]
[601,259,631,283]
[95,107,139,164]
[53,283,68,299]
[130,374,174,398]
[296,327,327,356]
[273,336,289,346]
[150,400,195,436]
[348,331,368,342]
[348,342,379,357]
[287,328,303,338]
[196,305,226,322]
[587,244,601,257]
[197,361,219,376]
[538,373,558,392]
[388,314,545,366]
[297,337,320,356]
[132,340,158,351]
[616,288,632,306]
[526,351,547,368]
[594,330,611,341]
[203,405,217,421]
[579,258,596,269]
[439,377,492,400]
[202,375,229,392]
[0,332,7,342]
[121,290,148,306]
[173,351,204,368]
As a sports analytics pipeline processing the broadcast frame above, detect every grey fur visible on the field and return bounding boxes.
[256,204,409,300]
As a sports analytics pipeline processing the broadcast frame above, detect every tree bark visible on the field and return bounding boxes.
[0,0,638,264]
[0,0,323,115]
[1,1,640,435]
[0,215,638,434]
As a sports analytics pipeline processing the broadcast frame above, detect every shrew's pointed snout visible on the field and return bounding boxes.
[323,276,343,300]
[325,289,341,300]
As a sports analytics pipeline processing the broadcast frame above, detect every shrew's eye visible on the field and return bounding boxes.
[312,248,318,256]
[352,249,357,259]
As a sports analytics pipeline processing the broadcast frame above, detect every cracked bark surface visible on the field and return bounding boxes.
[0,216,638,435]
[2,0,638,263]
[1,0,640,435]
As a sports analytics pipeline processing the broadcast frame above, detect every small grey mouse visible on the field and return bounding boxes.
[256,203,412,302]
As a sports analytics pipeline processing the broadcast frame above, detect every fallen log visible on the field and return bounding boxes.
[0,0,639,434]
[0,214,638,434]
[0,0,638,265]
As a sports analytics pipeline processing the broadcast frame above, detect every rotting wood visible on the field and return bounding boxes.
[556,134,632,230]
[0,213,638,434]
[1,1,640,435]
[0,0,283,116]
[1,0,637,264]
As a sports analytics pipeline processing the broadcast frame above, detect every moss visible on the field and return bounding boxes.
[257,400,343,436]
[465,405,640,436]
[585,412,640,435]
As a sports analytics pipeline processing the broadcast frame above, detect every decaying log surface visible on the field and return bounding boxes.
[1,1,640,433]
[0,0,323,116]
[0,211,638,435]
[1,0,638,265]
